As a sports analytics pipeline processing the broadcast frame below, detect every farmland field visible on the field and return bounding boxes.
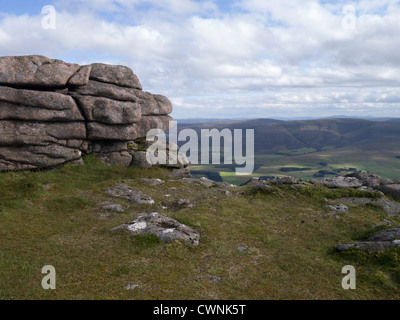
[184,118,400,185]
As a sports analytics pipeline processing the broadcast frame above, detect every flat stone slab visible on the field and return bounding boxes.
[0,55,81,87]
[105,183,154,204]
[310,176,363,188]
[112,212,200,245]
[336,241,400,251]
[0,86,84,121]
[336,225,400,251]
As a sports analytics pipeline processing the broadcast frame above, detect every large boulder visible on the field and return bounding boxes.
[0,55,174,171]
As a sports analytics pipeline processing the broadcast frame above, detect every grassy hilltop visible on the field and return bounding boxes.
[1,156,400,299]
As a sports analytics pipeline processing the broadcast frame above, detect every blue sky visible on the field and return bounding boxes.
[1,0,400,119]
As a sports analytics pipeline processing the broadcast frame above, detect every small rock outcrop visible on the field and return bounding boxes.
[240,177,270,187]
[310,176,363,188]
[105,184,155,205]
[326,197,400,216]
[112,212,200,245]
[379,184,400,201]
[346,171,392,188]
[0,55,175,171]
[336,225,400,251]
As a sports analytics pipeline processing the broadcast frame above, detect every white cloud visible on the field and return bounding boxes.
[0,0,399,118]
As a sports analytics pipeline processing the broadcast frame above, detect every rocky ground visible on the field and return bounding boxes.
[1,157,400,299]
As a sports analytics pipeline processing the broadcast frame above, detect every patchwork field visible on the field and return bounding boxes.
[183,118,400,185]
[191,146,400,186]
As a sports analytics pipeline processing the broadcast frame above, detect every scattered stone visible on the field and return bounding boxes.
[105,184,154,205]
[174,199,194,209]
[112,212,200,245]
[322,212,341,219]
[181,177,215,187]
[42,184,53,190]
[123,284,139,291]
[384,219,394,226]
[97,201,124,213]
[210,276,221,283]
[324,204,349,212]
[141,178,165,185]
[237,246,249,252]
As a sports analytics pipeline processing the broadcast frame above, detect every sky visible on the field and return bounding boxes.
[1,0,400,119]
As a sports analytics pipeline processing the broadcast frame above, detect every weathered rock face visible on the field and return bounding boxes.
[0,55,174,171]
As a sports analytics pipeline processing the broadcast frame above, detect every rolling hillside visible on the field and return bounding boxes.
[174,118,400,184]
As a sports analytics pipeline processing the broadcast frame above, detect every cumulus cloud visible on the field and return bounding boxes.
[0,0,399,118]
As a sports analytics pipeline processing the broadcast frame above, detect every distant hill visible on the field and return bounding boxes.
[176,118,400,155]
